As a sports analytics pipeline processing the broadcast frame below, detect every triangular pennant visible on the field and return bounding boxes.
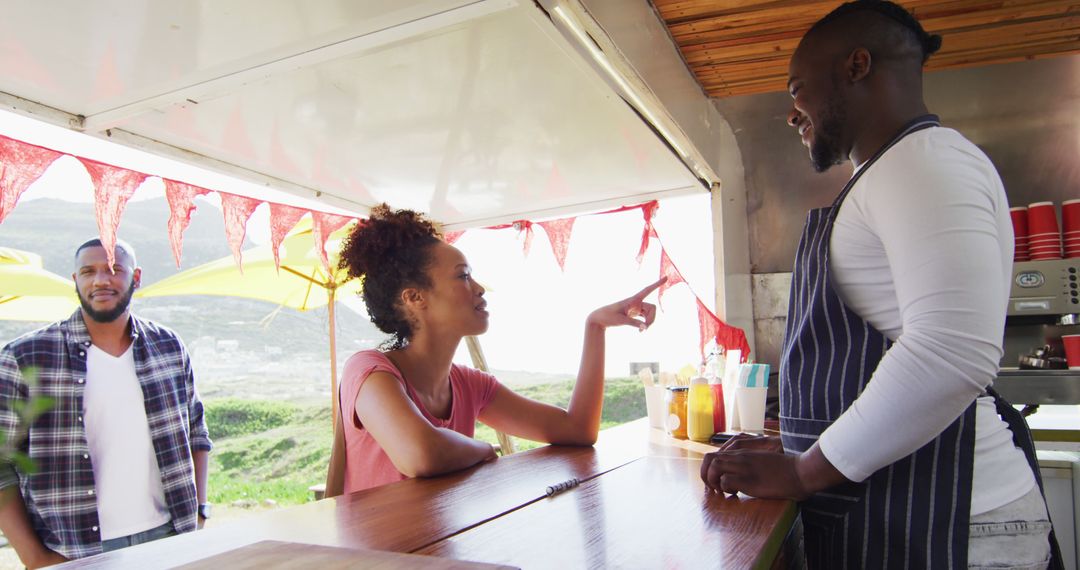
[537,217,576,271]
[0,135,62,223]
[268,203,310,271]
[696,298,751,360]
[514,220,534,257]
[219,193,263,270]
[162,179,211,268]
[636,201,660,263]
[78,158,148,268]
[696,298,723,360]
[444,230,465,245]
[312,212,354,274]
[657,247,687,308]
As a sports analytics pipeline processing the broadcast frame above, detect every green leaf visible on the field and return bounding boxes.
[10,453,36,475]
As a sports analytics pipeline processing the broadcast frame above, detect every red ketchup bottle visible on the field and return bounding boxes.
[709,377,726,433]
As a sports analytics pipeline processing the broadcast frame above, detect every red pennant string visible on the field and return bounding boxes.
[695,298,751,360]
[657,247,687,308]
[538,217,576,271]
[636,201,660,263]
[696,298,721,359]
[514,220,534,256]
[312,212,354,274]
[219,193,262,270]
[163,179,211,268]
[78,158,148,268]
[268,203,310,271]
[0,135,62,224]
[444,230,465,245]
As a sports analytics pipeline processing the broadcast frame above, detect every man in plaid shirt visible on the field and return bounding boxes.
[0,239,212,567]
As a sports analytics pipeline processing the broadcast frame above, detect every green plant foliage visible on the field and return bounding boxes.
[0,367,54,475]
[204,399,298,439]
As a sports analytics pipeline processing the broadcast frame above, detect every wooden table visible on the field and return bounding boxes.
[60,419,795,569]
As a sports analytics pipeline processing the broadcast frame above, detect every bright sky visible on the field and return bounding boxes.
[1,108,717,377]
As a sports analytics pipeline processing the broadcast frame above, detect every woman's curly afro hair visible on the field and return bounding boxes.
[338,204,444,350]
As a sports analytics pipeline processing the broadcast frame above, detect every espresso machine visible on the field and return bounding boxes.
[995,259,1080,406]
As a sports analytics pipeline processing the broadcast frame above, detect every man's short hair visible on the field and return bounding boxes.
[809,0,943,64]
[74,238,137,266]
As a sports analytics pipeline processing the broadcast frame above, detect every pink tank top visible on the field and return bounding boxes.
[339,350,499,493]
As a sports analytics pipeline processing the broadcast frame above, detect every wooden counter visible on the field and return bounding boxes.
[59,419,795,569]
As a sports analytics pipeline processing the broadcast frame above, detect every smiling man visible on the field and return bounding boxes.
[0,239,212,567]
[700,2,1061,569]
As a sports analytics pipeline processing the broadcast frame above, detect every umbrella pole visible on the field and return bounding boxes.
[329,287,339,427]
[465,336,515,455]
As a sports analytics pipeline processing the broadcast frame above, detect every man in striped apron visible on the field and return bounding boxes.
[700,2,1062,568]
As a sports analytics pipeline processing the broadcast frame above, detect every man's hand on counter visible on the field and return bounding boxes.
[701,440,848,501]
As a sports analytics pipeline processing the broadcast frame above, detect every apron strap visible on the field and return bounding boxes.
[985,386,1065,569]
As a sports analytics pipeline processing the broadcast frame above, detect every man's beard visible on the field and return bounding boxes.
[76,278,135,323]
[809,87,847,173]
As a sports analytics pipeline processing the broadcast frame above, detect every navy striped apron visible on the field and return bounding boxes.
[778,115,1062,569]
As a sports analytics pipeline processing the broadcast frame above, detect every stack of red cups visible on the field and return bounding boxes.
[1064,199,1080,259]
[1028,201,1062,260]
[1010,206,1030,262]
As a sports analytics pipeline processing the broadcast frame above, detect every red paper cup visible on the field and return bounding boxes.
[1063,200,1080,235]
[1028,202,1060,236]
[1010,206,1029,239]
[1029,231,1060,239]
[1063,335,1080,369]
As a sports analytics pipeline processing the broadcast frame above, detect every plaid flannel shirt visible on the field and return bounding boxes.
[0,311,212,559]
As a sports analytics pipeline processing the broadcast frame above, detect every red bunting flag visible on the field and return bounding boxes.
[514,220,535,257]
[696,298,751,360]
[538,217,575,271]
[636,201,660,263]
[163,179,211,268]
[312,212,354,274]
[444,230,465,245]
[78,158,148,268]
[0,135,62,224]
[220,193,262,270]
[657,247,687,308]
[268,203,310,271]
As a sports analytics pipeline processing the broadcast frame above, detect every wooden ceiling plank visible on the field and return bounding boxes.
[652,0,1080,98]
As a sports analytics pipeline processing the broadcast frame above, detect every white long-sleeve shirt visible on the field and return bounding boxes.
[821,126,1034,516]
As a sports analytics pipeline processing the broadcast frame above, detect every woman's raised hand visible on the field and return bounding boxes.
[587,277,666,331]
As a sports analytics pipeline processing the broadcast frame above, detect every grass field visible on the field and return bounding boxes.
[205,377,647,507]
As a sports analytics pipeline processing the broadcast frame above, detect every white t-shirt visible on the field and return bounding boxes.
[821,126,1035,516]
[84,345,171,539]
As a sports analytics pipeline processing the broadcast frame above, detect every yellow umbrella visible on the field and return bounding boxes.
[135,219,360,421]
[0,248,80,322]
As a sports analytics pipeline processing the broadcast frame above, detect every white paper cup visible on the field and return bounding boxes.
[644,385,666,430]
[734,386,768,433]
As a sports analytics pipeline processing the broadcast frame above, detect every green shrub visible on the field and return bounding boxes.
[204,399,297,439]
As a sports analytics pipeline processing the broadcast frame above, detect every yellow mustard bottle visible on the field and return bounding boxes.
[687,376,715,442]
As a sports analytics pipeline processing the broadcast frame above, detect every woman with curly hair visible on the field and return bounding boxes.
[325,204,662,494]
